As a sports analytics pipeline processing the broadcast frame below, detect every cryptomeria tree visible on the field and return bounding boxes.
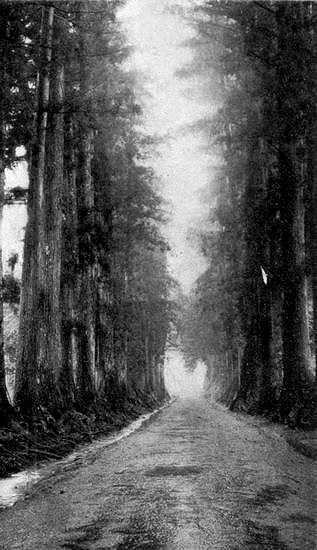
[180,0,317,425]
[11,1,170,418]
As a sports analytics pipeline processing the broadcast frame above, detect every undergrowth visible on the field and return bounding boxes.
[0,393,165,478]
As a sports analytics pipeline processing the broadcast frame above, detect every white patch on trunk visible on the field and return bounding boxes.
[261,266,268,285]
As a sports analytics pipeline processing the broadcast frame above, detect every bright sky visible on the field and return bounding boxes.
[120,0,210,293]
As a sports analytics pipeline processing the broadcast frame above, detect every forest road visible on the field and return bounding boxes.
[0,398,316,550]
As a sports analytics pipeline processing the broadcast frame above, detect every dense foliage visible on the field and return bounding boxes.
[0,1,171,425]
[180,0,317,427]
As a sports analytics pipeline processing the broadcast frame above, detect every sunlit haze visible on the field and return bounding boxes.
[119,0,212,389]
[120,0,209,293]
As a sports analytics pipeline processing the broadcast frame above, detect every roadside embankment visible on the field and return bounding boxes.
[0,394,168,479]
[285,429,317,460]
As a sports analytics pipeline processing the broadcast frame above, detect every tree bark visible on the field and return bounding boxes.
[279,141,312,418]
[307,3,317,386]
[60,117,78,405]
[234,136,274,413]
[36,20,65,410]
[308,131,317,386]
[276,4,312,422]
[15,6,55,415]
[76,17,96,402]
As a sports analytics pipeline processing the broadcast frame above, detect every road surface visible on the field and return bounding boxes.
[0,398,316,549]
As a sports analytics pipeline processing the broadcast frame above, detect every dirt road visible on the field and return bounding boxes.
[0,398,316,549]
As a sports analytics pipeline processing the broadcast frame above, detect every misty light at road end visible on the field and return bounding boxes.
[164,350,207,399]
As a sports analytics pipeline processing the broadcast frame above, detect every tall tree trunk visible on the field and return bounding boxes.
[60,117,78,405]
[279,142,312,419]
[276,4,312,422]
[258,140,277,413]
[234,137,273,413]
[121,152,133,393]
[143,308,152,394]
[92,138,114,398]
[36,20,65,410]
[307,3,317,386]
[94,272,107,396]
[308,131,317,386]
[76,18,96,402]
[15,6,55,415]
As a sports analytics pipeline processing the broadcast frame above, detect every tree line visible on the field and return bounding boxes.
[0,1,171,424]
[180,0,317,427]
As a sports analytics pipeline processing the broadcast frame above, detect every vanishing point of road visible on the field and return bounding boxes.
[0,398,316,549]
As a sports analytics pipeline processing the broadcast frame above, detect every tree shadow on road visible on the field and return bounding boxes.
[61,517,107,550]
[114,513,170,550]
[230,519,291,550]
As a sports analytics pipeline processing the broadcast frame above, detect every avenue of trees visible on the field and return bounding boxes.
[2,0,316,444]
[0,1,170,426]
[180,0,317,427]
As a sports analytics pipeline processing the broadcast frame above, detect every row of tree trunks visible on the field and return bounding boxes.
[14,5,111,413]
[233,3,313,422]
[1,1,169,421]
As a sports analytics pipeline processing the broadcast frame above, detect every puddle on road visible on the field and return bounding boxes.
[0,406,166,510]
[0,471,40,509]
[145,465,204,477]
